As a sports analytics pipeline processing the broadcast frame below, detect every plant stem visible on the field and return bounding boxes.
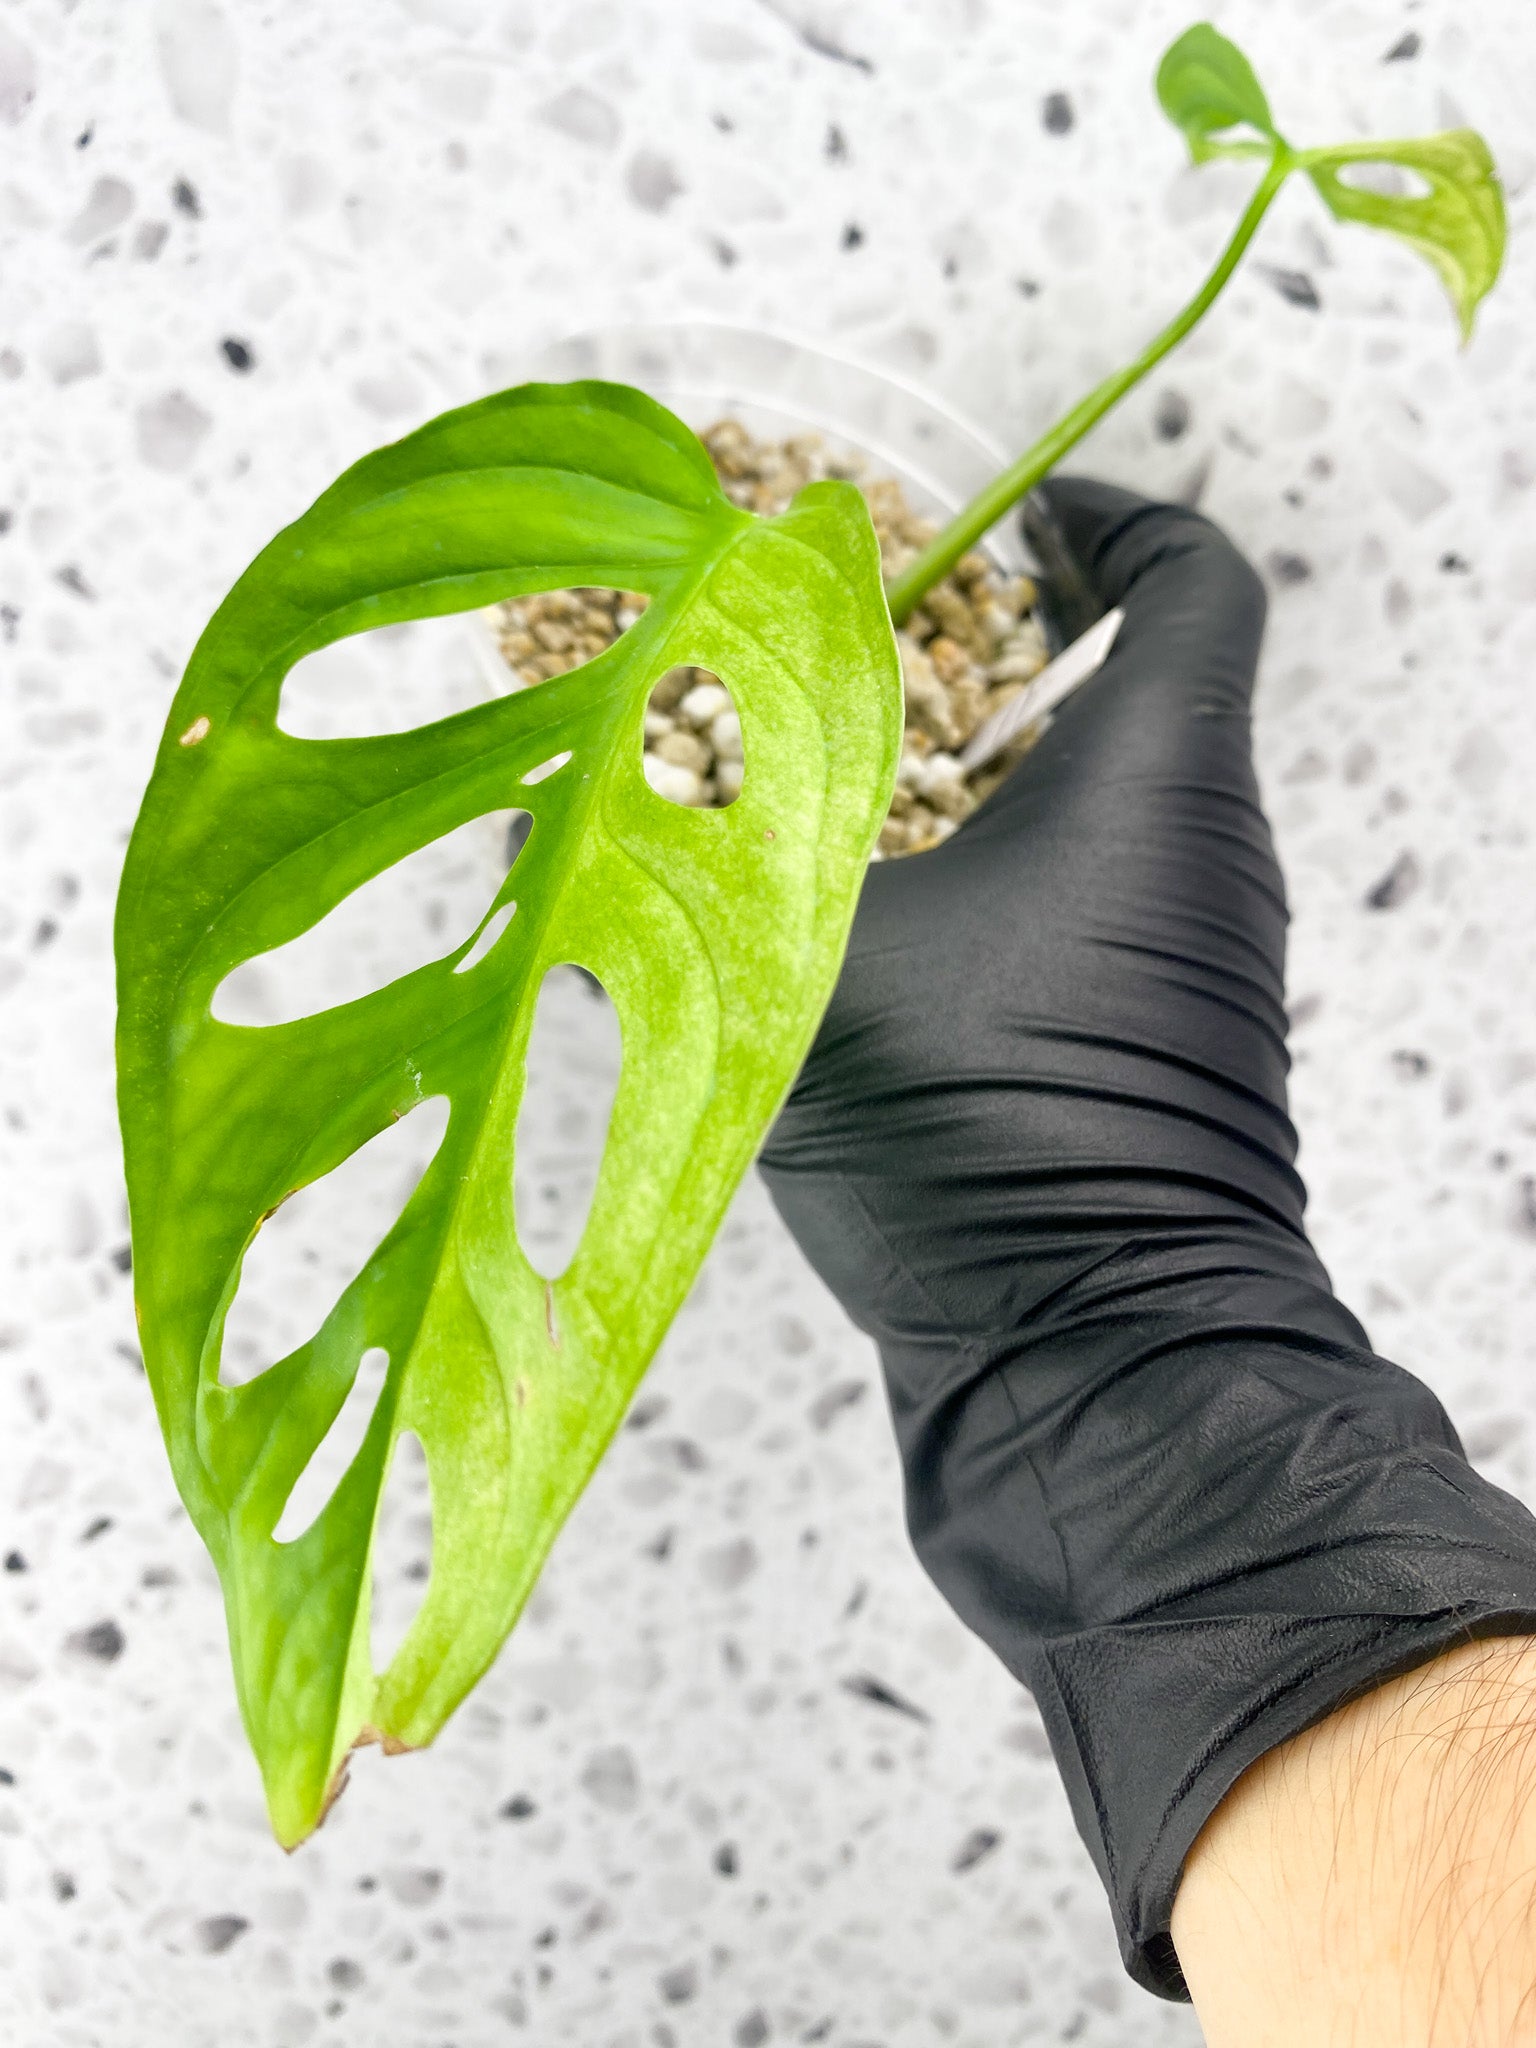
[884,147,1296,627]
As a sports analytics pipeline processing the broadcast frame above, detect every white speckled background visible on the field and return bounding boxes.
[3,1,1536,2043]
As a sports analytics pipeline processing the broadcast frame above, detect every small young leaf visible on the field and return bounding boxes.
[1155,21,1285,163]
[1304,131,1505,342]
[115,381,901,1845]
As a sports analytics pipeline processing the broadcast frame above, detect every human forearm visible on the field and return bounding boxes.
[1172,1631,1536,2046]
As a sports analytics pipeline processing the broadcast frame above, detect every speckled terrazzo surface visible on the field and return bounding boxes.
[4,2,1536,2043]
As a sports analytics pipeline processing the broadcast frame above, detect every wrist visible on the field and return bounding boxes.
[1171,1632,1536,2046]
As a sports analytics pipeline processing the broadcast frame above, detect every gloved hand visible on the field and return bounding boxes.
[758,477,1536,2002]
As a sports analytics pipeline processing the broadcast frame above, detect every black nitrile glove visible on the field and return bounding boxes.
[758,477,1536,2002]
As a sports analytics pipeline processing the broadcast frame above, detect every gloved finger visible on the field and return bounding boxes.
[961,474,1269,845]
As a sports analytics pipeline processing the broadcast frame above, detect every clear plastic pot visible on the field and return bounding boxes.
[518,320,1034,577]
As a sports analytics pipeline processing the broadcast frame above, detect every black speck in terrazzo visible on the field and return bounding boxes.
[658,1962,698,2004]
[141,1564,176,1587]
[1439,551,1472,573]
[1256,264,1321,311]
[3,1553,26,1573]
[0,510,11,536]
[1153,389,1190,441]
[1267,550,1313,588]
[1041,91,1074,135]
[194,1914,249,1955]
[132,221,168,261]
[734,2011,769,2048]
[1384,30,1422,59]
[1,605,19,643]
[1391,1049,1431,1079]
[81,1517,113,1542]
[533,1924,557,1949]
[0,1767,14,1785]
[843,1580,868,1618]
[644,1526,674,1561]
[1364,851,1421,911]
[54,564,94,600]
[711,236,738,269]
[110,1242,132,1273]
[809,1379,866,1430]
[625,1394,668,1431]
[327,1957,364,1991]
[68,1618,125,1662]
[33,919,58,948]
[1513,1177,1536,1240]
[115,1341,145,1372]
[840,1672,931,1724]
[656,1436,706,1472]
[841,222,864,250]
[76,125,93,148]
[499,1793,537,1820]
[825,123,847,161]
[785,19,873,72]
[52,1871,77,1902]
[171,177,201,218]
[711,111,734,133]
[714,1840,739,1876]
[221,337,255,373]
[952,1826,1001,1872]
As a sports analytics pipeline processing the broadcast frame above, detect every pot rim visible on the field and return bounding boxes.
[515,319,1031,573]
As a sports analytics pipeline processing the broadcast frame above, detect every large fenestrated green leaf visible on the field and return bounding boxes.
[114,380,902,1846]
[1304,131,1506,343]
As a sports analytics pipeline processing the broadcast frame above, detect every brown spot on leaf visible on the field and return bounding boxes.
[544,1282,560,1349]
[179,715,211,747]
[309,1757,352,1835]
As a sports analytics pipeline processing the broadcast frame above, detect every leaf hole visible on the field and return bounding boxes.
[370,1430,432,1673]
[513,966,622,1282]
[1335,161,1433,200]
[491,586,649,690]
[642,666,742,807]
[274,1345,390,1543]
[453,900,517,976]
[212,811,529,1026]
[219,1096,451,1388]
[521,750,572,786]
[278,611,516,741]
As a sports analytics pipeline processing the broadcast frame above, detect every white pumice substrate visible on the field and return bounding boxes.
[489,420,1053,858]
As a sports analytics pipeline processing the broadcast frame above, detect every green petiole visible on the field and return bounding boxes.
[886,147,1296,625]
